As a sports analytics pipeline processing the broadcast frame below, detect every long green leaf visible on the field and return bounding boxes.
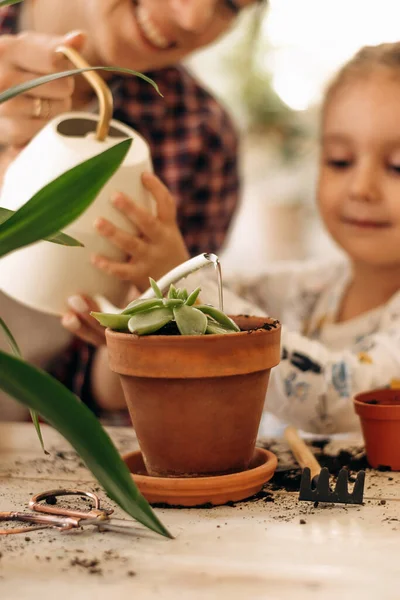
[0,351,171,538]
[122,298,163,315]
[0,68,161,106]
[196,305,240,332]
[0,318,46,453]
[0,0,24,6]
[0,139,132,257]
[0,207,83,247]
[91,312,130,331]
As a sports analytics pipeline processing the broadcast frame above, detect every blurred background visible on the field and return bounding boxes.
[186,0,400,276]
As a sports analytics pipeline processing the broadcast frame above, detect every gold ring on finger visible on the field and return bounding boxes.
[32,98,52,120]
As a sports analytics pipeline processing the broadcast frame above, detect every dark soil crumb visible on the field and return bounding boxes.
[300,519,307,525]
[24,537,31,542]
[127,571,136,577]
[380,500,387,505]
[310,439,330,450]
[45,496,57,505]
[269,469,302,492]
[70,557,102,575]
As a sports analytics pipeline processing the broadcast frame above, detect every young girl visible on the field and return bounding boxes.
[64,42,400,433]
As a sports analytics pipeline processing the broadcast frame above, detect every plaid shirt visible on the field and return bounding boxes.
[1,6,239,423]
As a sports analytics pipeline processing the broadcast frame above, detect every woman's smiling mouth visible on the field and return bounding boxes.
[135,4,176,50]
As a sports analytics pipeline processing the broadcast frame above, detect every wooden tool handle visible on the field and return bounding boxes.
[284,426,321,480]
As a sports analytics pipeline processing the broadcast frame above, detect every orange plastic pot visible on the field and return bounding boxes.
[106,316,281,478]
[354,388,400,470]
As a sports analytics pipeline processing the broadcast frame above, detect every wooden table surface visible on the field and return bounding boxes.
[0,423,399,600]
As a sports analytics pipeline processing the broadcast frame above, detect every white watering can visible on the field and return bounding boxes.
[0,47,155,316]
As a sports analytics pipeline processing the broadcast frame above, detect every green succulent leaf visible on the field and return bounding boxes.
[0,318,46,453]
[167,284,178,299]
[196,305,240,332]
[0,351,171,538]
[185,287,201,306]
[0,68,161,106]
[173,305,207,336]
[178,289,189,302]
[163,298,184,308]
[149,278,163,299]
[0,139,131,258]
[206,318,237,335]
[0,207,83,247]
[122,298,163,315]
[90,312,130,331]
[128,307,173,335]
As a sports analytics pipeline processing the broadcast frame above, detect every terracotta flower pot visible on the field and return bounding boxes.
[106,316,281,478]
[354,388,400,470]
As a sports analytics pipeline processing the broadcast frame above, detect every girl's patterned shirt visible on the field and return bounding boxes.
[194,258,400,433]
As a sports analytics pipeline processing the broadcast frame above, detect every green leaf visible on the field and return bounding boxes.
[0,68,161,106]
[0,317,47,453]
[185,287,201,306]
[206,318,237,335]
[0,0,24,6]
[178,289,189,302]
[0,207,83,247]
[163,298,184,309]
[0,351,171,538]
[128,307,173,335]
[196,305,240,332]
[0,317,20,356]
[173,305,207,336]
[149,278,163,299]
[122,298,163,315]
[90,312,130,331]
[168,284,178,299]
[0,139,132,258]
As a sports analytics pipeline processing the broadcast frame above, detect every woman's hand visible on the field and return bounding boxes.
[61,294,106,347]
[0,30,86,147]
[91,172,190,291]
[61,287,142,346]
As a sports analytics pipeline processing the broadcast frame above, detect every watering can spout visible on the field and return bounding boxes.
[94,253,219,313]
[140,253,219,299]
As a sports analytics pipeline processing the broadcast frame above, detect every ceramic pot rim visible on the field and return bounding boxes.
[105,315,281,378]
[106,315,280,343]
[354,388,400,420]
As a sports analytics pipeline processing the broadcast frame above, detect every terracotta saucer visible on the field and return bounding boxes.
[123,447,278,507]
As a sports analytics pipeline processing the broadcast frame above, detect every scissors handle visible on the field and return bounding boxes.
[0,511,80,535]
[29,488,113,520]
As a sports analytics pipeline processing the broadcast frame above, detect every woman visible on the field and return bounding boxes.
[0,0,262,420]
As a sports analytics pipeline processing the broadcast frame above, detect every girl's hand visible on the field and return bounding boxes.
[92,172,190,291]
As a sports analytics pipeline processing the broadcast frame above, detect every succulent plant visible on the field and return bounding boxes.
[92,278,240,336]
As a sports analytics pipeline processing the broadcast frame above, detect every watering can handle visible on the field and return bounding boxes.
[54,45,113,141]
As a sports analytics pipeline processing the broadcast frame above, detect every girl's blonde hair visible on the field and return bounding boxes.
[323,42,400,116]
